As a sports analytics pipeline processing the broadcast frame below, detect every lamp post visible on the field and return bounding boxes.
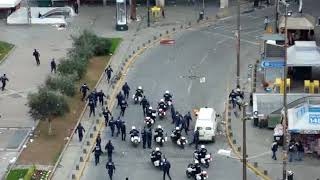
[236,0,241,87]
[147,0,150,27]
[242,102,248,180]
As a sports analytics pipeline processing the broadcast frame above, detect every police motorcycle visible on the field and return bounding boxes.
[133,86,143,104]
[171,127,188,149]
[157,99,167,119]
[154,125,167,147]
[129,126,140,147]
[144,116,154,128]
[163,90,173,107]
[193,145,212,168]
[186,161,209,180]
[150,147,163,168]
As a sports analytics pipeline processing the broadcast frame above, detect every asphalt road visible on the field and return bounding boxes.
[81,9,270,180]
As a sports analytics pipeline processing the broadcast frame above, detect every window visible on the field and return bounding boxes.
[205,127,212,130]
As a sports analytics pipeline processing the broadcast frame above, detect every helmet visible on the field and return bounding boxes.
[138,86,142,90]
[194,160,199,164]
[201,145,205,149]
[160,99,164,102]
[175,127,180,130]
[202,171,208,176]
[132,126,136,130]
[157,125,162,129]
[181,136,186,140]
[236,88,241,92]
[155,147,160,151]
[149,106,152,110]
[146,117,150,120]
[165,90,169,94]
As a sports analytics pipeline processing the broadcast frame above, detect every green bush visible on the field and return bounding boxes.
[23,165,35,180]
[45,75,76,97]
[109,38,122,54]
[57,58,87,79]
[6,169,28,180]
[94,38,111,56]
[71,30,99,58]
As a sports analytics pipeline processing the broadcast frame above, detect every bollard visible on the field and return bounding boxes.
[125,58,128,62]
[159,33,162,37]
[237,146,241,152]
[93,126,97,131]
[96,119,99,124]
[133,50,135,54]
[76,164,79,170]
[143,43,145,47]
[254,162,258,168]
[89,133,93,138]
[172,27,176,31]
[180,25,183,29]
[263,170,268,175]
[233,139,236,144]
[148,40,151,43]
[166,30,169,34]
[86,141,90,146]
[206,17,209,20]
[188,21,191,26]
[229,132,233,137]
[80,156,84,162]
[111,85,115,89]
[83,149,87,154]
[72,174,76,179]
[153,36,157,40]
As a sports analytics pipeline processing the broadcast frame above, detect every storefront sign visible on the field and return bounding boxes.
[309,114,320,124]
[261,60,285,68]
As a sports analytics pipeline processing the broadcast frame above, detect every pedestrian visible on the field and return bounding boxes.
[103,107,112,126]
[121,121,126,141]
[184,112,192,131]
[105,65,113,84]
[229,90,237,109]
[105,140,114,161]
[92,144,103,166]
[161,7,165,18]
[80,83,90,101]
[171,105,176,124]
[271,140,278,160]
[264,16,269,30]
[115,117,123,136]
[97,90,107,106]
[142,127,147,149]
[296,141,304,161]
[288,140,296,162]
[75,123,85,142]
[106,160,116,180]
[162,158,172,180]
[33,49,40,65]
[181,117,188,135]
[0,74,9,91]
[50,58,56,73]
[146,127,152,149]
[189,127,200,149]
[73,0,79,14]
[140,96,148,116]
[91,89,98,107]
[174,112,182,128]
[120,100,128,116]
[116,92,124,108]
[109,117,115,137]
[96,133,102,148]
[88,99,95,117]
[122,82,130,99]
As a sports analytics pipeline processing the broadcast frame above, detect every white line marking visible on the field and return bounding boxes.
[187,80,193,95]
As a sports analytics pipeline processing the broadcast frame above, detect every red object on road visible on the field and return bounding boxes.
[160,39,175,45]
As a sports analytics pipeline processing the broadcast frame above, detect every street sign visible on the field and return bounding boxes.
[261,60,285,68]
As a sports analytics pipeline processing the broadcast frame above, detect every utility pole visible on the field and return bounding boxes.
[147,0,150,27]
[242,103,247,180]
[202,0,205,15]
[275,0,279,33]
[236,0,241,87]
[282,3,289,180]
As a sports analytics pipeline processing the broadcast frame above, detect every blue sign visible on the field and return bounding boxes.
[309,114,320,124]
[261,61,285,68]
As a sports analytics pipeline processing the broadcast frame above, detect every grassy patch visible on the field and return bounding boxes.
[109,38,122,54]
[0,41,14,62]
[17,56,110,165]
[6,169,28,180]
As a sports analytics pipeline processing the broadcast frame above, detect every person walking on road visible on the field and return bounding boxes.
[105,140,114,161]
[271,140,278,160]
[109,117,115,137]
[115,117,122,136]
[288,140,296,162]
[146,127,152,149]
[184,112,192,131]
[50,58,56,73]
[122,82,130,99]
[189,127,200,149]
[121,121,126,141]
[0,74,9,91]
[75,123,85,142]
[264,16,269,30]
[33,49,40,65]
[96,133,102,148]
[140,96,148,116]
[116,92,124,108]
[142,127,147,149]
[73,1,79,14]
[88,99,95,117]
[296,141,304,161]
[80,83,90,101]
[105,65,113,84]
[162,158,172,180]
[120,100,128,116]
[106,160,116,180]
[103,107,112,126]
[97,90,107,106]
[92,144,103,166]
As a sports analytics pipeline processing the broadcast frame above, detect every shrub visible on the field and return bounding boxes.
[71,30,99,59]
[45,75,76,97]
[28,87,69,135]
[94,38,111,56]
[57,58,87,80]
[6,169,28,180]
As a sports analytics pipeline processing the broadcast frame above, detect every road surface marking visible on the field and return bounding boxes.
[187,80,193,94]
[204,31,259,45]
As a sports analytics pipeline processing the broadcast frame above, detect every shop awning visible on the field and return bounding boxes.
[279,16,314,30]
[287,41,320,67]
[0,0,22,8]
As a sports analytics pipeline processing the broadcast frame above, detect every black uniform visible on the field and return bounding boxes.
[146,127,152,148]
[120,100,128,116]
[122,83,130,99]
[0,74,9,91]
[129,129,139,138]
[154,128,164,141]
[80,84,90,101]
[115,118,123,136]
[50,59,56,73]
[105,66,113,83]
[96,135,102,149]
[88,100,95,117]
[158,102,167,111]
[103,109,112,126]
[92,145,103,165]
[106,161,116,180]
[163,93,172,102]
[184,112,192,130]
[33,49,40,65]
[73,1,79,14]
[75,123,85,142]
[190,129,200,149]
[121,122,126,141]
[108,117,115,136]
[105,141,114,161]
[116,92,124,108]
[162,160,172,180]
[140,97,148,115]
[97,90,106,106]
[141,128,147,149]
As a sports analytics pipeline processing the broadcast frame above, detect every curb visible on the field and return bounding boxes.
[224,91,271,180]
[0,44,15,65]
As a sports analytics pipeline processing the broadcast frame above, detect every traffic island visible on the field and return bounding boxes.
[0,41,14,64]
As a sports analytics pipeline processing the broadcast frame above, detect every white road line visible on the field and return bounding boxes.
[199,52,209,65]
[187,80,193,95]
[204,31,259,45]
[247,151,271,160]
